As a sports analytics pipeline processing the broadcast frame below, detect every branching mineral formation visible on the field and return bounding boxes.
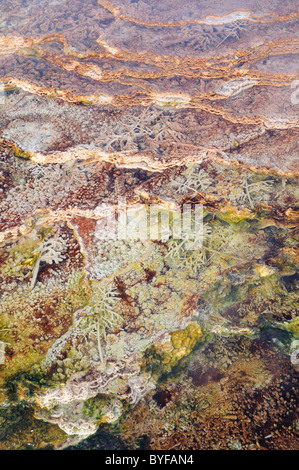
[0,0,298,451]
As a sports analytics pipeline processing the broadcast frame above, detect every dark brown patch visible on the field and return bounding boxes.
[115,276,133,305]
[188,363,224,387]
[145,268,156,283]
